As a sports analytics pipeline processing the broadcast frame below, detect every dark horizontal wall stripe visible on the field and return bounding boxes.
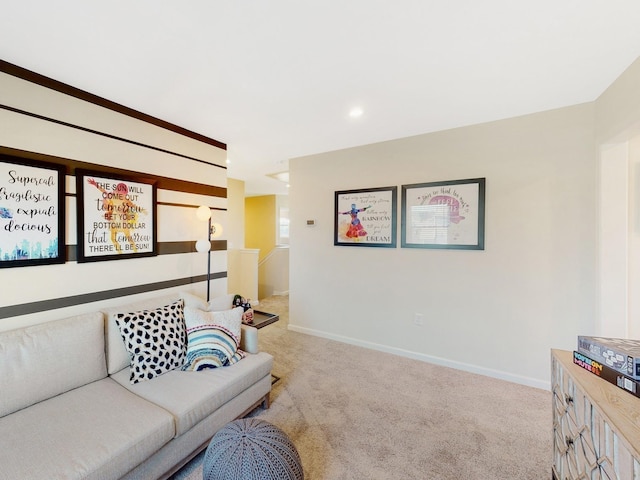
[66,240,227,260]
[0,59,226,150]
[157,178,226,198]
[161,202,227,211]
[158,240,227,255]
[0,272,227,319]
[0,147,227,198]
[0,103,226,170]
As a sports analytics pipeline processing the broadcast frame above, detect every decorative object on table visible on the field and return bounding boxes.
[334,186,397,248]
[577,335,640,380]
[401,177,485,250]
[0,155,66,268]
[233,294,254,324]
[75,168,157,262]
[573,350,640,398]
[203,418,304,480]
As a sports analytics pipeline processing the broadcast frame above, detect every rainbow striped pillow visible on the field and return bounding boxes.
[181,306,246,371]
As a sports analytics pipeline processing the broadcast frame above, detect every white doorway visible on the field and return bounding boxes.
[599,133,640,338]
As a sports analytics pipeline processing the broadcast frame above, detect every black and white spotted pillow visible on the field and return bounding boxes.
[115,299,186,384]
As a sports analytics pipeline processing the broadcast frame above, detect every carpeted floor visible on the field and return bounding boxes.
[172,295,552,480]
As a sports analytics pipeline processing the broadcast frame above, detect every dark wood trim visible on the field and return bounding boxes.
[0,272,228,319]
[0,103,225,169]
[160,201,227,211]
[158,240,227,255]
[0,59,226,150]
[66,240,227,261]
[0,148,227,198]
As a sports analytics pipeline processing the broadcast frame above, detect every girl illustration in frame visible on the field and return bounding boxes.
[339,203,371,241]
[334,186,397,248]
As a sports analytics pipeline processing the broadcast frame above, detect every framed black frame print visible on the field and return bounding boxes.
[76,169,157,263]
[0,155,66,268]
[334,186,397,248]
[401,178,485,250]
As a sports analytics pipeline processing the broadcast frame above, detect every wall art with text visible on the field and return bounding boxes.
[76,169,157,262]
[0,155,66,268]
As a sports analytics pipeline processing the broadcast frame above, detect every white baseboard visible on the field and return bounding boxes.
[272,290,289,296]
[287,324,550,391]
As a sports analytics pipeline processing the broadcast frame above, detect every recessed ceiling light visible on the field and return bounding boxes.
[226,158,231,164]
[349,107,364,118]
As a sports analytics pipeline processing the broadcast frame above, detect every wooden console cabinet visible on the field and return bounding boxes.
[551,349,640,479]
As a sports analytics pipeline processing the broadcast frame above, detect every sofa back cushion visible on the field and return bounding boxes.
[0,312,107,418]
[102,294,179,375]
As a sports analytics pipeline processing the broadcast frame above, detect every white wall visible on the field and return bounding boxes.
[598,142,630,337]
[596,57,640,339]
[0,67,228,331]
[630,135,640,338]
[289,103,597,389]
[227,248,259,302]
[226,178,245,250]
[596,57,640,145]
[258,246,289,298]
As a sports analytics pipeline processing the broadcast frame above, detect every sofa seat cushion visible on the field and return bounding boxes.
[111,351,273,437]
[0,377,174,480]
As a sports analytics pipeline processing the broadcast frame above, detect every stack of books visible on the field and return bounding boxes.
[573,336,640,399]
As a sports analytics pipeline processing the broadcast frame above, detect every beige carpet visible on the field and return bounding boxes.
[173,295,551,479]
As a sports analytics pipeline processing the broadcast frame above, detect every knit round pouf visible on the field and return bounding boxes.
[203,418,304,480]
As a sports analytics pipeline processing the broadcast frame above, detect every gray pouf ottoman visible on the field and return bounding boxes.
[203,418,304,480]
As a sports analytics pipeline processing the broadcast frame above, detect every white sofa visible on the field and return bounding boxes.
[0,293,273,480]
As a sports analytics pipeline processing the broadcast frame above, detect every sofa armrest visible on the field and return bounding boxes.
[240,324,259,354]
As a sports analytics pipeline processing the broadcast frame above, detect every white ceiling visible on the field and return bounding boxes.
[2,1,640,195]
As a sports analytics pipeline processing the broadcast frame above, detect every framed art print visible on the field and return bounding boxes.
[401,178,485,250]
[76,169,157,262]
[0,155,66,268]
[334,186,397,247]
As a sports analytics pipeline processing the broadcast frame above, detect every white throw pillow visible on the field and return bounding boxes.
[207,293,235,311]
[180,292,235,312]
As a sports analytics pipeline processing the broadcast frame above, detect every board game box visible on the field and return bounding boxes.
[573,351,640,399]
[577,335,640,380]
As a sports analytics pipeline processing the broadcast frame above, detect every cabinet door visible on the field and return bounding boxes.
[552,352,639,479]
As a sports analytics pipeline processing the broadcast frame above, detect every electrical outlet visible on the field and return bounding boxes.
[413,313,424,326]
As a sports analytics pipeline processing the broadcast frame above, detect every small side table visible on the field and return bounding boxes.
[244,310,280,384]
[246,310,279,329]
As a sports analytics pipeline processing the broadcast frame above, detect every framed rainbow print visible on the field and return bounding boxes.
[334,186,397,248]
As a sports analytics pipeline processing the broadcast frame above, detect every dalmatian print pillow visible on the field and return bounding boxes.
[115,299,187,384]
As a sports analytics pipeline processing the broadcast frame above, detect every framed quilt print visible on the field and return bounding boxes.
[76,169,157,262]
[401,178,485,250]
